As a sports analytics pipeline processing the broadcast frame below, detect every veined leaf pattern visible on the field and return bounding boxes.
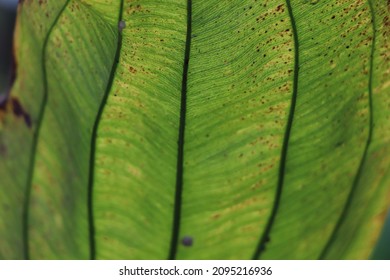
[0,0,389,260]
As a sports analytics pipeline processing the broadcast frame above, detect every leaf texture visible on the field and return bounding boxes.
[0,0,389,260]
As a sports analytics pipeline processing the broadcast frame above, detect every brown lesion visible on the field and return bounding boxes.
[0,96,32,128]
[128,66,137,74]
[384,15,390,27]
[276,4,285,13]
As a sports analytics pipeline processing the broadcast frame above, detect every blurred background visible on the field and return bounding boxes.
[0,0,17,102]
[0,0,388,259]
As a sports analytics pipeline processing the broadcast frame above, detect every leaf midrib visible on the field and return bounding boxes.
[23,0,72,260]
[87,0,125,260]
[252,0,300,260]
[169,0,192,261]
[319,0,376,259]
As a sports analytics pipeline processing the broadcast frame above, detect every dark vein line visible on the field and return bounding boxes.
[319,0,376,259]
[87,0,124,260]
[252,0,300,260]
[168,0,192,260]
[22,0,71,260]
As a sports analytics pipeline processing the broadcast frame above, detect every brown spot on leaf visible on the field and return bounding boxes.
[211,213,221,220]
[384,15,390,27]
[0,97,32,128]
[276,4,284,12]
[32,184,41,193]
[126,4,145,15]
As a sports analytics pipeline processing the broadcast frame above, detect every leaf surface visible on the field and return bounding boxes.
[0,0,389,259]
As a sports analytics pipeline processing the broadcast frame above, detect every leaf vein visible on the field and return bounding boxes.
[253,0,300,260]
[87,0,125,260]
[319,0,376,259]
[22,0,72,260]
[168,0,192,260]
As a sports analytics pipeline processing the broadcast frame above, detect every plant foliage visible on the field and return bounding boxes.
[0,0,389,259]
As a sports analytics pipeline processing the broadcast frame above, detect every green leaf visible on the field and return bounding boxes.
[0,0,389,260]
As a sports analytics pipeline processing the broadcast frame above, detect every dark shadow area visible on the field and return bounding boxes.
[0,1,17,102]
[372,210,390,260]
